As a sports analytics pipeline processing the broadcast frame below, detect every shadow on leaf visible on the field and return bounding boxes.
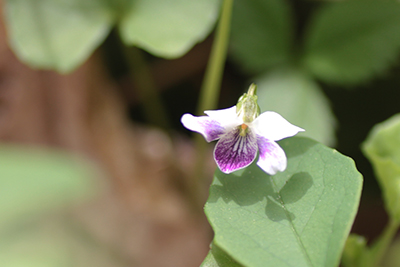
[207,164,275,206]
[265,172,313,221]
[207,163,313,222]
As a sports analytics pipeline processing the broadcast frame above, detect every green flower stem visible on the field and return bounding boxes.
[191,0,234,208]
[196,0,233,115]
[122,44,170,129]
[367,218,399,267]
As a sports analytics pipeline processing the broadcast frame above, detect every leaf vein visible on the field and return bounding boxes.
[271,178,315,267]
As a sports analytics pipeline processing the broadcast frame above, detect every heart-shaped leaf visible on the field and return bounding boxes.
[204,137,362,267]
[4,0,113,73]
[303,0,400,85]
[119,0,221,58]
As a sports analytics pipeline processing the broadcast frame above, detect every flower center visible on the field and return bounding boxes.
[239,123,248,136]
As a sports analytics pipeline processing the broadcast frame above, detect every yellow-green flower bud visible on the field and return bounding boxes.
[236,83,260,123]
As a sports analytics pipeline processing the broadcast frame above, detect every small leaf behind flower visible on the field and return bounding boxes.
[230,0,293,74]
[203,137,362,267]
[255,69,336,146]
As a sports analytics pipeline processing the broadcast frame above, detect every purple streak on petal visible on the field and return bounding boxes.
[256,136,287,175]
[214,127,258,174]
[201,119,226,141]
[181,114,226,142]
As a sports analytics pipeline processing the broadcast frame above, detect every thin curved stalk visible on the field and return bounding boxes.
[191,0,234,208]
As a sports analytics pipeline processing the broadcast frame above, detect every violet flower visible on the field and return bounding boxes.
[181,84,304,175]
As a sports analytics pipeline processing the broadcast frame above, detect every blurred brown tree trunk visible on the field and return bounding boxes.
[0,4,211,267]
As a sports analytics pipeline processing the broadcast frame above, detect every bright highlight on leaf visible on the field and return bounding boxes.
[203,137,363,267]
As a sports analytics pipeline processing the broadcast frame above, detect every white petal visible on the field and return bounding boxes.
[181,114,227,142]
[256,137,287,175]
[251,111,304,141]
[204,106,242,130]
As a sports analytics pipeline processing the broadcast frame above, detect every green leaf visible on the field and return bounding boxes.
[255,69,336,146]
[303,0,400,85]
[4,0,113,73]
[0,220,72,267]
[119,0,221,58]
[0,216,128,267]
[0,144,116,267]
[382,238,400,267]
[205,137,362,267]
[230,0,293,74]
[363,114,400,222]
[0,145,100,228]
[341,234,368,267]
[200,242,244,267]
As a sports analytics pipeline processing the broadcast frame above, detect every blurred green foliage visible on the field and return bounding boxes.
[342,234,368,267]
[4,0,113,72]
[303,0,400,85]
[0,145,100,227]
[230,0,293,73]
[228,0,400,145]
[5,0,400,145]
[339,114,400,267]
[0,145,105,267]
[119,0,220,58]
[4,0,221,72]
[363,114,400,222]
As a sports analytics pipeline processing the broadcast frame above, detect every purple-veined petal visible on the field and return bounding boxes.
[181,114,226,142]
[204,106,242,130]
[251,111,304,141]
[256,136,287,175]
[214,127,258,174]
